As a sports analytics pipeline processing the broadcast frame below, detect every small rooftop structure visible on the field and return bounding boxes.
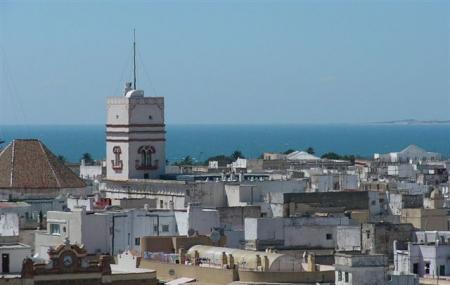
[187,245,302,272]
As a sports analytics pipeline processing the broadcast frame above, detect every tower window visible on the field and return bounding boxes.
[136,145,158,170]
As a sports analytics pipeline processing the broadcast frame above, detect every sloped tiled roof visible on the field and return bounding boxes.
[286,151,320,161]
[0,139,86,189]
[400,145,427,154]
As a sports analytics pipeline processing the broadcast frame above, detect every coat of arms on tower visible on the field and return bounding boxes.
[111,146,123,171]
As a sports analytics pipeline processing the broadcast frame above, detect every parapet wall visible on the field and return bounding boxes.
[140,260,237,285]
[238,270,335,283]
[140,260,334,285]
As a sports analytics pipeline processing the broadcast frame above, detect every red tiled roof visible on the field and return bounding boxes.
[0,139,86,189]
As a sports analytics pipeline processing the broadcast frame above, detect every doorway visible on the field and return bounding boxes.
[2,254,9,273]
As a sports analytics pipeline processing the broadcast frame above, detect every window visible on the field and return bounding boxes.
[413,263,418,274]
[366,231,370,239]
[344,272,349,282]
[337,271,342,281]
[162,225,169,232]
[128,233,131,246]
[425,262,430,274]
[135,146,159,170]
[160,200,164,209]
[135,238,140,246]
[440,265,445,276]
[326,233,332,240]
[153,225,158,232]
[50,224,60,235]
[138,145,155,169]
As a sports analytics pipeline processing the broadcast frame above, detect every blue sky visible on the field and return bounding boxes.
[0,0,449,125]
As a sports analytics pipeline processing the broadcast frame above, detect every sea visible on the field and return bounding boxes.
[0,124,449,163]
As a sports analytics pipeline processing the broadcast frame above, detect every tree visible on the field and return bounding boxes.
[174,155,194,166]
[305,147,315,155]
[321,152,341,160]
[81,152,94,164]
[57,154,66,163]
[231,150,245,160]
[321,152,356,164]
[283,149,296,154]
[205,155,233,167]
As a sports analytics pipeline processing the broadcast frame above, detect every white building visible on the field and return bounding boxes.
[309,173,359,192]
[394,235,450,278]
[174,205,220,236]
[0,213,19,237]
[0,203,31,229]
[335,253,387,285]
[79,159,105,180]
[35,207,177,259]
[336,225,362,252]
[387,164,416,179]
[100,179,226,210]
[224,180,308,217]
[35,205,222,259]
[0,139,87,225]
[0,243,31,274]
[106,82,166,180]
[375,145,441,163]
[66,196,95,212]
[244,216,351,250]
[0,213,31,274]
[230,158,247,171]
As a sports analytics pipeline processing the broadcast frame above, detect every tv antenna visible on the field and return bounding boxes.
[133,29,137,90]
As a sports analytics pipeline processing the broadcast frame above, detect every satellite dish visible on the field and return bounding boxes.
[210,230,221,243]
[187,228,195,237]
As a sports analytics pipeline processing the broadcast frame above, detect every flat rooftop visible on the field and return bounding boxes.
[0,243,31,249]
[110,264,155,274]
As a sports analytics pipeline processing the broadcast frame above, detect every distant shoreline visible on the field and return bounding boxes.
[370,119,450,125]
[2,121,450,127]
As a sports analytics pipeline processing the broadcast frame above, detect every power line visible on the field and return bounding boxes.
[136,45,158,97]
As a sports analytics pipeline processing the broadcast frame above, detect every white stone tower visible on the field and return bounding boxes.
[106,33,165,180]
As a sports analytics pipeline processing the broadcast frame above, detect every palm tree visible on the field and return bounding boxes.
[284,149,295,154]
[57,154,66,163]
[231,150,245,160]
[82,152,94,164]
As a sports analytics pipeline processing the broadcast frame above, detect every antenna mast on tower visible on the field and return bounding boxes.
[133,29,137,90]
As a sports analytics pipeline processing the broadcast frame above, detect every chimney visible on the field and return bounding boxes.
[307,254,316,272]
[179,248,186,264]
[228,254,235,268]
